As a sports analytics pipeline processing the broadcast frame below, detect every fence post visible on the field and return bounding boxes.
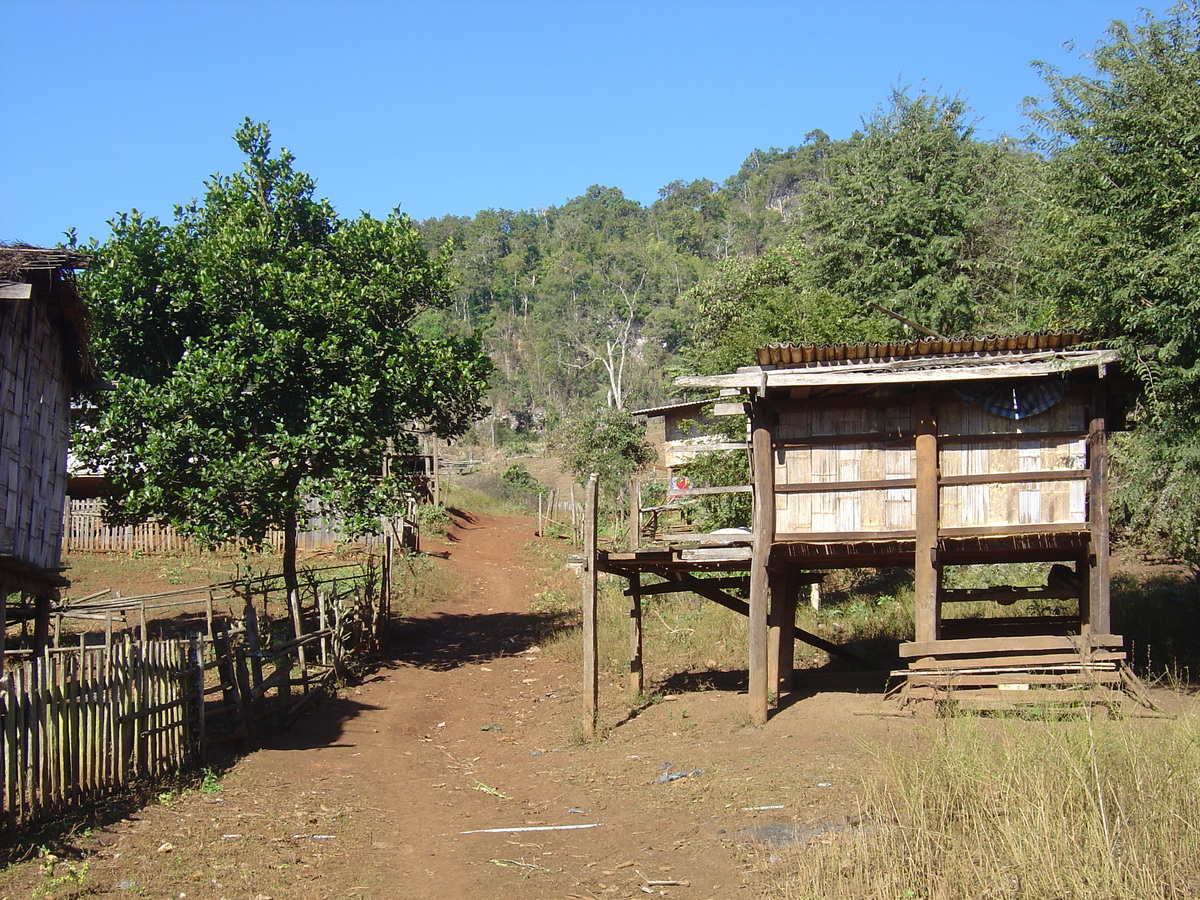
[582,474,599,740]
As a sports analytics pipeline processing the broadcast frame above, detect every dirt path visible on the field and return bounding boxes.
[2,512,900,900]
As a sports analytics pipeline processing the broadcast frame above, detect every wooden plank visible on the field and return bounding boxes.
[914,401,939,643]
[939,430,1089,445]
[0,283,33,299]
[677,351,1122,389]
[749,403,775,725]
[669,485,753,496]
[776,529,917,543]
[940,587,1079,603]
[773,431,914,449]
[938,523,1089,538]
[582,474,599,739]
[906,671,1121,687]
[907,650,1126,671]
[679,547,754,562]
[776,478,917,494]
[900,633,1122,658]
[628,572,642,700]
[627,576,748,597]
[939,470,1089,487]
[1087,383,1111,634]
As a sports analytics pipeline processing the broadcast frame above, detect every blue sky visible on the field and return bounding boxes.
[1,1,1173,247]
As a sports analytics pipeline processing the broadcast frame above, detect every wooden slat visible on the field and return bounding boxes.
[900,633,1122,658]
[907,650,1126,670]
[939,470,1089,487]
[776,478,917,494]
[907,671,1121,687]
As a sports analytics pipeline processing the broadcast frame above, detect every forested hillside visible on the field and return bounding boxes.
[416,89,1053,426]
[416,6,1200,568]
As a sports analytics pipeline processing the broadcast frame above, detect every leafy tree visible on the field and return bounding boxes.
[554,406,655,503]
[1028,4,1200,568]
[802,88,1043,337]
[78,119,491,606]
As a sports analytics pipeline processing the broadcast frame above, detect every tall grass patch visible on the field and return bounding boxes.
[762,712,1200,900]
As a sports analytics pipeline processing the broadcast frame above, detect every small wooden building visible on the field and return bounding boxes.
[592,334,1128,722]
[0,247,97,661]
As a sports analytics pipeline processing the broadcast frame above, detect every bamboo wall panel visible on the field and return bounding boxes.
[1,290,70,572]
[774,405,915,534]
[771,391,1088,536]
[938,398,1087,529]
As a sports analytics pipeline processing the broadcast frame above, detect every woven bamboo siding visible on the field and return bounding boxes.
[774,405,916,534]
[0,290,71,571]
[937,398,1087,529]
[772,393,1088,536]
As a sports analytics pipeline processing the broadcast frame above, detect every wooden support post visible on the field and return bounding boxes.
[582,474,599,738]
[913,400,940,644]
[32,594,51,659]
[748,403,775,725]
[431,435,441,506]
[768,571,797,698]
[628,571,643,700]
[628,475,641,550]
[1086,382,1111,635]
[0,576,6,672]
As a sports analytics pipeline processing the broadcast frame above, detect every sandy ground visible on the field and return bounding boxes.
[3,511,912,900]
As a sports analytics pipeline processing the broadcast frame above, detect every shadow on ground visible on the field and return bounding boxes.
[388,609,573,670]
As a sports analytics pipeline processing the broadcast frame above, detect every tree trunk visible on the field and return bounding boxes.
[283,502,303,639]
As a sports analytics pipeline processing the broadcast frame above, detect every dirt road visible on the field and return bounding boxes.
[2,512,898,900]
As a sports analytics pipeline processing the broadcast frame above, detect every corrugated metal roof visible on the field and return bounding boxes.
[756,333,1082,368]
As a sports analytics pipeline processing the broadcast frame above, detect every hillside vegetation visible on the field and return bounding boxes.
[419,6,1200,571]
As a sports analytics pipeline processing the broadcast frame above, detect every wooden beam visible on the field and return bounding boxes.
[939,470,1089,487]
[626,576,748,597]
[939,430,1088,445]
[768,571,797,697]
[1087,384,1111,634]
[913,400,940,644]
[749,403,775,725]
[676,350,1122,389]
[776,477,916,494]
[899,633,1122,658]
[630,475,642,549]
[628,571,643,700]
[663,572,875,668]
[582,474,599,738]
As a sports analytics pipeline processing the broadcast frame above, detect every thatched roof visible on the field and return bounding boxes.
[0,244,99,386]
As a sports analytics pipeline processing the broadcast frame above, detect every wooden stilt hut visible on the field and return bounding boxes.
[0,247,97,665]
[591,334,1130,722]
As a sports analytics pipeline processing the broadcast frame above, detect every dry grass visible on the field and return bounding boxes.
[757,710,1200,900]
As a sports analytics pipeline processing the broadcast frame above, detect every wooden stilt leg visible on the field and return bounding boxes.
[628,572,643,701]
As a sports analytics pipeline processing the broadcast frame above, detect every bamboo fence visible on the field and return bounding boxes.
[62,498,420,555]
[1,562,390,829]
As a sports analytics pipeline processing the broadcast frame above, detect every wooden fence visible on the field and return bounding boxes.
[1,561,389,829]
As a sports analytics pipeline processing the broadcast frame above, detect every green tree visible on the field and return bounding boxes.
[1028,4,1200,567]
[802,88,1041,336]
[79,119,491,606]
[554,406,655,503]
